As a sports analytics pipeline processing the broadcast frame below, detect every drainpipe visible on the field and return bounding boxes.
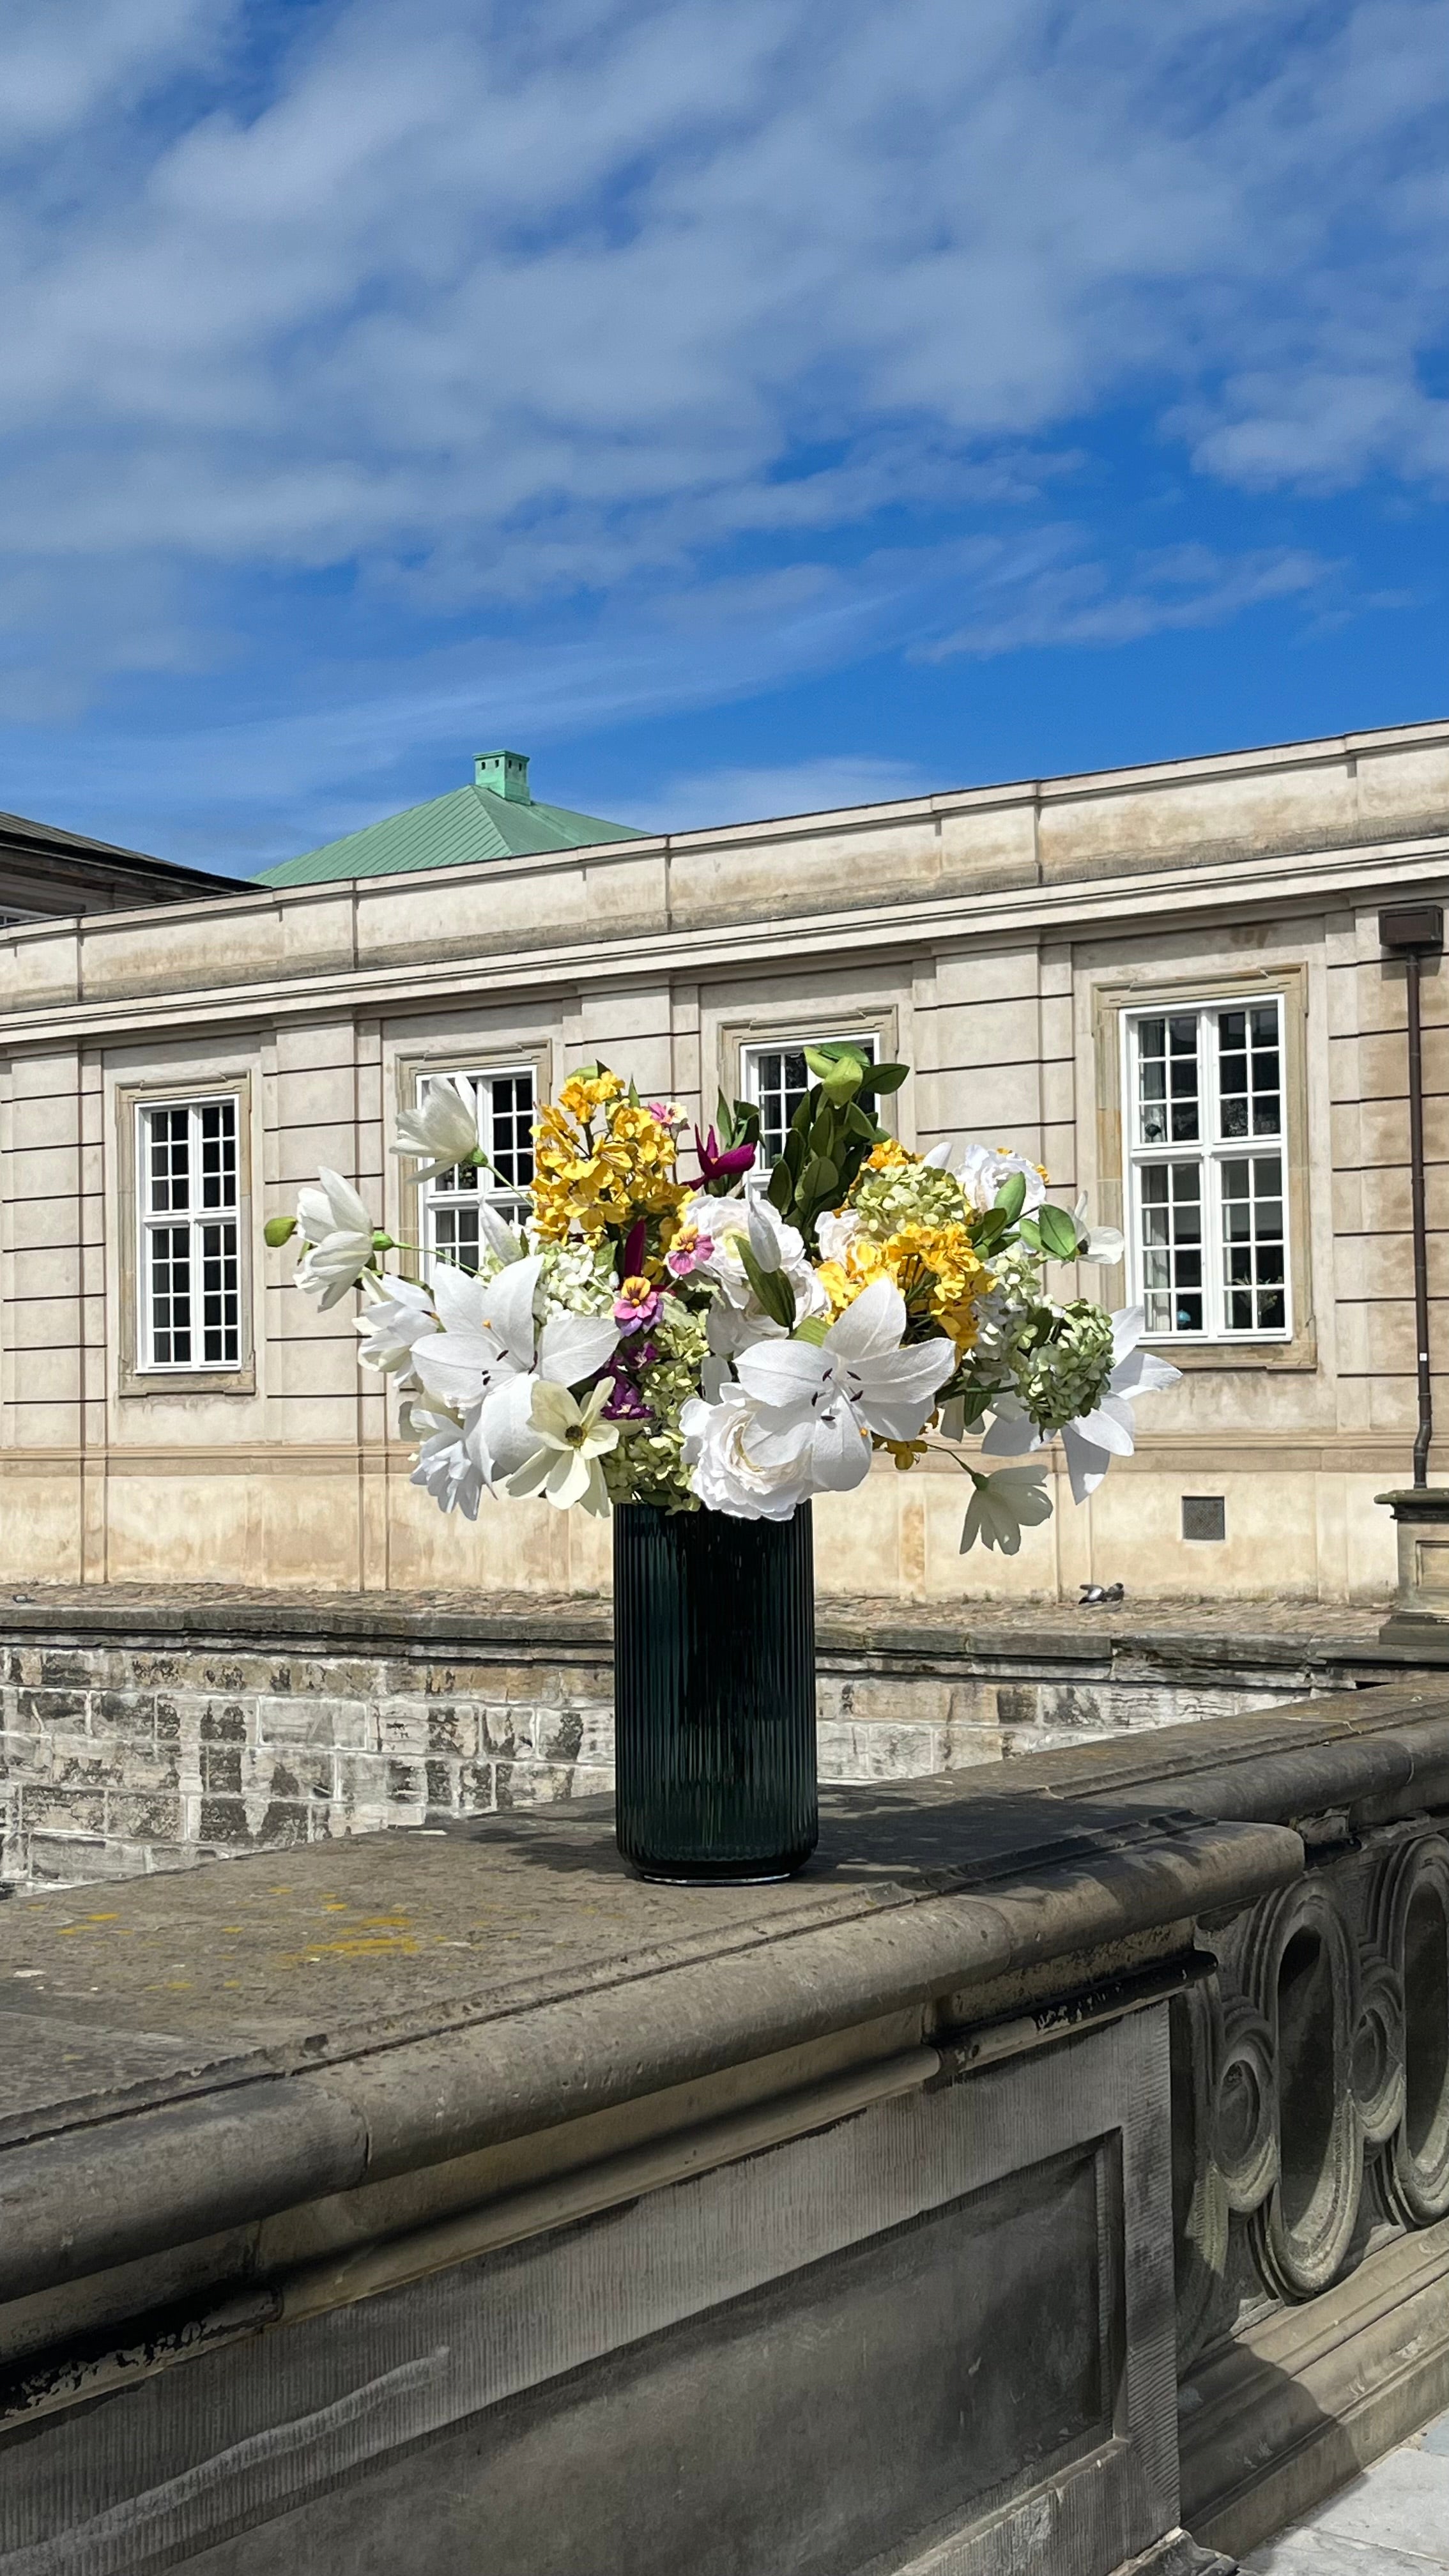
[1378,905,1444,1486]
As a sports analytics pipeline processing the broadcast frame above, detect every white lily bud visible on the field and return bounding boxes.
[394,1077,484,1182]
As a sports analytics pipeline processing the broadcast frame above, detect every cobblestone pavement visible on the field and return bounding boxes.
[1243,2406,1449,2570]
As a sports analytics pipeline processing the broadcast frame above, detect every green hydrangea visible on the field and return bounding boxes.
[602,1294,710,1512]
[1013,1301,1116,1432]
[850,1158,970,1241]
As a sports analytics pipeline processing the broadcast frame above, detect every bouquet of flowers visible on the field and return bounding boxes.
[270,1044,1177,1551]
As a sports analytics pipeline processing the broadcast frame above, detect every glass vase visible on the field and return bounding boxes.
[612,1501,818,1883]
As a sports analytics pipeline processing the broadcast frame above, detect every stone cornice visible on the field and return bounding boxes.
[2,822,1448,1052]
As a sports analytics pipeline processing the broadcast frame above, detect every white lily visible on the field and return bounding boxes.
[959,1144,1047,1216]
[1073,1192,1125,1266]
[413,1254,618,1416]
[960,1461,1054,1556]
[394,1076,484,1183]
[505,1377,619,1515]
[979,1305,1181,1502]
[354,1273,439,1384]
[295,1169,378,1309]
[735,1276,958,1447]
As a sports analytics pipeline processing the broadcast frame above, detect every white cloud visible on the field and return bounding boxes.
[0,0,1440,799]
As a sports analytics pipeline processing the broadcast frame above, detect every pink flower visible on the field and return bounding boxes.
[647,1099,687,1133]
[665,1225,716,1279]
[613,1274,662,1333]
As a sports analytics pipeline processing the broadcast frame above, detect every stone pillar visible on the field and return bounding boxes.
[1377,1487,1449,1642]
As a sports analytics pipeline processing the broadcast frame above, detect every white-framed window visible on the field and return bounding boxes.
[741,1034,878,1175]
[419,1066,535,1269]
[1123,997,1289,1340]
[137,1096,241,1368]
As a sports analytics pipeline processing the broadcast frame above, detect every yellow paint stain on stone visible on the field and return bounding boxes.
[288,1933,420,1959]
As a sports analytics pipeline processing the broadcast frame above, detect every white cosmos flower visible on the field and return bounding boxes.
[294,1169,378,1308]
[504,1377,619,1516]
[394,1077,484,1183]
[960,1462,1054,1556]
[354,1273,438,1384]
[959,1144,1048,1216]
[979,1305,1181,1503]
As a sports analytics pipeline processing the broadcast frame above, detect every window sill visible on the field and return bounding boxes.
[119,1367,257,1398]
[1141,1331,1317,1374]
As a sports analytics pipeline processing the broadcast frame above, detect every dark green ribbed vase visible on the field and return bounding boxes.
[612,1503,818,1883]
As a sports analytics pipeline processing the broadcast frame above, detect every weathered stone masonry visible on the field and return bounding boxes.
[0,1588,1430,1887]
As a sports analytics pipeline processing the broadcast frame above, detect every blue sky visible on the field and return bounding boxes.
[0,0,1446,872]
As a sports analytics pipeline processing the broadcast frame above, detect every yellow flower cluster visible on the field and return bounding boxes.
[818,1219,990,1354]
[532,1075,689,1241]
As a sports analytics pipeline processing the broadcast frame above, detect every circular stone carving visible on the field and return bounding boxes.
[1170,1977,1230,2370]
[1352,1952,1406,2149]
[1375,1834,1449,2225]
[1239,1876,1363,2301]
[1213,1998,1278,2213]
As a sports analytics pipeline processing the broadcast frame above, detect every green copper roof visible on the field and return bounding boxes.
[256,758,647,887]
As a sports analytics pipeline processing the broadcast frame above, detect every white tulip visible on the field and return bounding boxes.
[959,1144,1048,1215]
[980,1305,1180,1502]
[959,1462,1054,1555]
[505,1377,620,1516]
[394,1077,484,1183]
[294,1169,378,1308]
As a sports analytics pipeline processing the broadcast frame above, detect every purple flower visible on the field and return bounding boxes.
[693,1126,756,1184]
[614,1274,662,1333]
[603,1377,651,1421]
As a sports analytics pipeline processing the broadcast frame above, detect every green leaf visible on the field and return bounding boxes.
[810,1110,836,1155]
[857,1061,907,1096]
[1016,1218,1042,1252]
[793,1314,829,1347]
[995,1172,1027,1223]
[804,1045,839,1081]
[1038,1203,1081,1260]
[738,1237,795,1328]
[767,1160,794,1215]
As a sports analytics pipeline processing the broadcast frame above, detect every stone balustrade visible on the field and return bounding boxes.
[3,1683,1449,2573]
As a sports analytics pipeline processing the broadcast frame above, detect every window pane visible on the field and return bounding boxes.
[433,1203,482,1271]
[1216,1004,1280,1143]
[199,1219,240,1365]
[1220,1154,1287,1333]
[145,1105,190,1214]
[1137,1161,1204,1333]
[489,1071,535,1193]
[198,1099,238,1210]
[148,1223,192,1364]
[1136,1014,1199,1145]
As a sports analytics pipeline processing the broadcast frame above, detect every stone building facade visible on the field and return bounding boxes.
[1,716,1446,1606]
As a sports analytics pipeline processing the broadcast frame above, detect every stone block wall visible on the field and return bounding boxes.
[0,1588,1414,1889]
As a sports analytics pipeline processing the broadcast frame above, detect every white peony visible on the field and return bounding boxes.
[680,1386,820,1522]
[959,1144,1048,1216]
[980,1305,1180,1502]
[295,1170,378,1308]
[408,1404,487,1519]
[691,1195,827,1336]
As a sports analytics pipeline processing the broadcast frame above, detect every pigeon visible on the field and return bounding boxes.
[1078,1582,1124,1606]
